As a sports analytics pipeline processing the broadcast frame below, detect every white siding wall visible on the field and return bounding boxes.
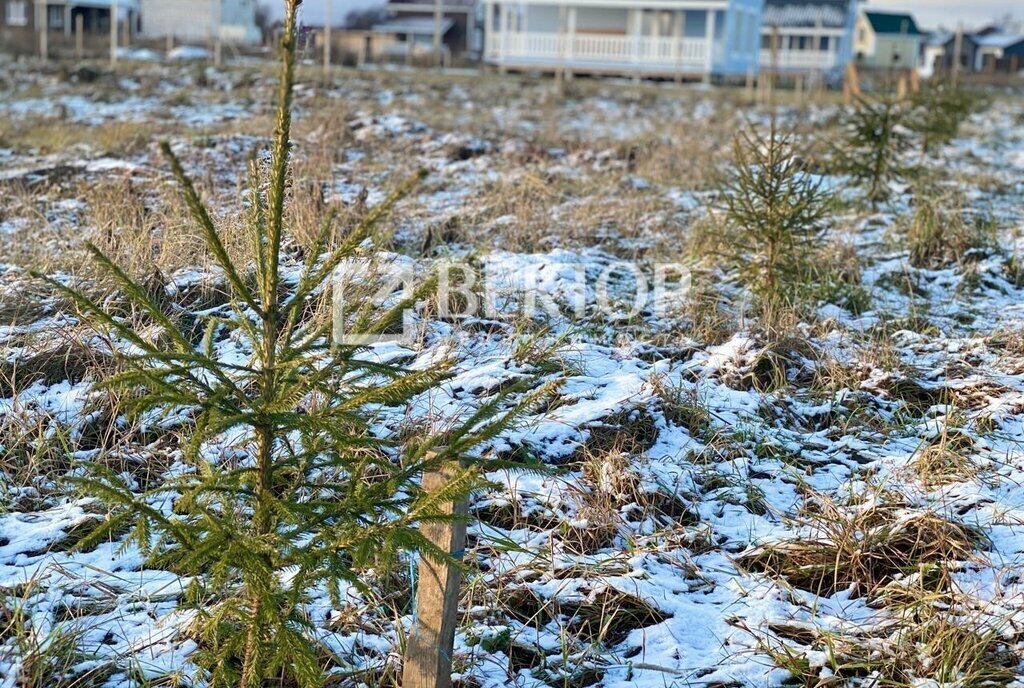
[576,7,628,33]
[140,0,258,42]
[525,6,559,33]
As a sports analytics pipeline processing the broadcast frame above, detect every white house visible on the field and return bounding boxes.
[759,0,857,73]
[138,0,260,43]
[483,0,764,80]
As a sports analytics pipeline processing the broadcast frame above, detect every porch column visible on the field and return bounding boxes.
[673,10,683,76]
[483,0,491,59]
[558,3,566,63]
[499,4,507,62]
[64,3,71,37]
[630,8,643,68]
[704,8,715,82]
[566,6,575,64]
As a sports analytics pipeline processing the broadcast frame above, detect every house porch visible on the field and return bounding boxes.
[483,0,757,79]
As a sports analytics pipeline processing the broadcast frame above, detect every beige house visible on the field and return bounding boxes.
[853,9,924,68]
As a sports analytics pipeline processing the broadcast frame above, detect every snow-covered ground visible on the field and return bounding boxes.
[2,59,1024,687]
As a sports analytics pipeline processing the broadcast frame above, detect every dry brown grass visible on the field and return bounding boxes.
[741,493,983,598]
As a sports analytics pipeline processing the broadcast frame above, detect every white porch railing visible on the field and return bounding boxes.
[759,49,838,71]
[487,32,710,71]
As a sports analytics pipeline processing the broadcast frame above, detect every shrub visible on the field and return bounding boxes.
[835,94,912,206]
[35,2,543,686]
[908,80,981,155]
[718,121,832,310]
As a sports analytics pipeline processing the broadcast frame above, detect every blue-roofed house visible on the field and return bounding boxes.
[853,9,925,68]
[972,31,1024,72]
[758,0,857,74]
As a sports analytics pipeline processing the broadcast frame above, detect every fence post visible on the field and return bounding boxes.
[402,456,467,688]
[75,13,83,59]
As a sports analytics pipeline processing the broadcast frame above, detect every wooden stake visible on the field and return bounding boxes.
[843,62,860,104]
[909,68,920,94]
[323,0,332,77]
[952,23,963,85]
[37,0,48,62]
[402,458,467,688]
[896,74,907,101]
[75,13,83,60]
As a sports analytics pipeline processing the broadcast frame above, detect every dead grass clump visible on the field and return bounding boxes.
[474,171,567,248]
[560,505,621,555]
[752,603,1018,688]
[882,375,949,415]
[680,277,736,345]
[907,418,984,486]
[579,449,698,530]
[574,408,659,465]
[733,335,819,394]
[505,585,668,647]
[903,196,996,269]
[649,375,712,438]
[0,342,113,397]
[740,497,983,598]
[84,177,206,281]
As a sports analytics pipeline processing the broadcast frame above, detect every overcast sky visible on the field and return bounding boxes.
[276,0,1021,32]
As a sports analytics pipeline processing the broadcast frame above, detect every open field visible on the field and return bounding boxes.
[2,51,1024,687]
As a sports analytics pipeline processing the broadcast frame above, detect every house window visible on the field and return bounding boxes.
[48,5,64,29]
[5,0,28,26]
[820,36,830,50]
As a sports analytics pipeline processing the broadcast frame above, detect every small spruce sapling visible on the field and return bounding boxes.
[719,120,832,311]
[35,1,549,686]
[835,94,912,206]
[908,80,980,156]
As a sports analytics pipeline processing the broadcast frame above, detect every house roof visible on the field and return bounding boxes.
[974,33,1024,49]
[864,11,925,36]
[763,0,851,29]
[372,17,455,35]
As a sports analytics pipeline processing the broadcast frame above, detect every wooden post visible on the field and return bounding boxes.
[896,73,907,101]
[672,9,682,84]
[402,458,468,688]
[214,0,223,67]
[75,13,84,59]
[323,0,332,77]
[110,0,118,66]
[952,23,963,85]
[483,0,493,68]
[432,0,443,68]
[37,0,48,62]
[909,67,920,94]
[166,32,174,54]
[768,24,778,107]
[843,62,860,105]
[703,8,715,85]
[744,67,754,102]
